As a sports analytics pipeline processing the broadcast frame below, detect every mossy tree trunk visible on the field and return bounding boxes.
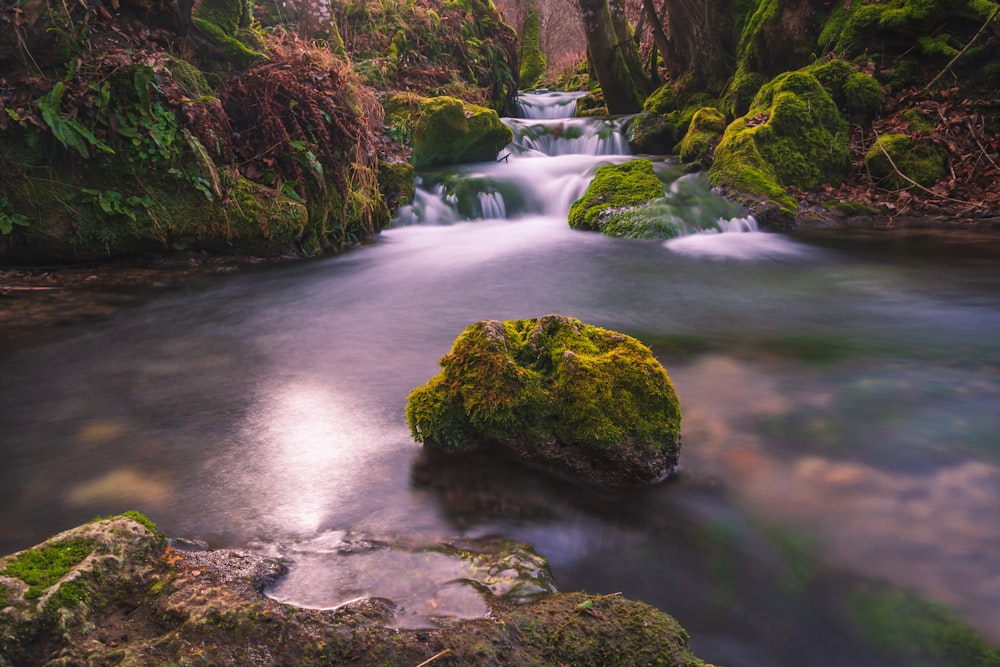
[575,0,648,113]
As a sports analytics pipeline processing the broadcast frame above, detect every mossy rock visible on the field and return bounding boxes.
[628,112,678,155]
[710,69,851,224]
[843,71,884,122]
[378,161,416,211]
[864,133,947,189]
[411,96,514,168]
[191,0,267,67]
[677,107,726,163]
[406,314,682,485]
[0,515,713,666]
[568,159,665,235]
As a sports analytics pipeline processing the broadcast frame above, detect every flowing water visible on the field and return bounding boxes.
[2,92,1000,665]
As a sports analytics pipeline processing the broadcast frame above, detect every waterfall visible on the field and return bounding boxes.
[515,90,587,119]
[392,91,756,238]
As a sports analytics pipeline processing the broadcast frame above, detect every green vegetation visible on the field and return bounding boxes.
[3,539,94,599]
[519,7,546,89]
[677,107,726,162]
[88,510,161,536]
[406,315,682,484]
[411,96,513,167]
[568,159,665,232]
[864,133,947,189]
[710,69,850,220]
[851,586,1000,667]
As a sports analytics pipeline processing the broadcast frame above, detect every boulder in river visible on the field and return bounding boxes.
[406,314,682,485]
[0,513,713,666]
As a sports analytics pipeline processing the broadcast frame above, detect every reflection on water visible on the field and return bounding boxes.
[2,224,1000,665]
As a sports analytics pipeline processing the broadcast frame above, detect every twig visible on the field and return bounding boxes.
[414,649,452,667]
[871,129,975,207]
[923,4,1000,94]
[967,119,999,169]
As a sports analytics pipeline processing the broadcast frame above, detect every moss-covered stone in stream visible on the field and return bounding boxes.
[406,314,682,485]
[568,159,665,234]
[0,515,714,666]
[411,96,514,168]
[864,133,947,190]
[710,69,850,225]
[677,107,726,163]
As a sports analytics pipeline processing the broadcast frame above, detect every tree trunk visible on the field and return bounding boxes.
[575,0,646,113]
[659,0,735,87]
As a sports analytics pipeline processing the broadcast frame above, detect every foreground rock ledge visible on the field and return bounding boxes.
[406,314,683,485]
[0,515,714,666]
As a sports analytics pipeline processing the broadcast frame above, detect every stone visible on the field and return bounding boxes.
[406,314,682,485]
[0,513,711,666]
[411,96,514,168]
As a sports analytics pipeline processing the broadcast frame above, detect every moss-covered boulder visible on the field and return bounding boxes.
[710,69,851,224]
[864,133,947,190]
[628,112,679,155]
[0,514,713,666]
[677,107,726,163]
[568,159,665,235]
[411,96,514,168]
[406,315,682,485]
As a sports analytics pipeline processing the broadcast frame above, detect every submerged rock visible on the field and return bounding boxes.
[406,314,682,485]
[0,514,713,666]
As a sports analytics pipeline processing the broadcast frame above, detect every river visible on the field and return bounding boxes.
[2,91,999,665]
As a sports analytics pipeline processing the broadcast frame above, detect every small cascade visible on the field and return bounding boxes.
[393,90,756,239]
[515,90,587,119]
[505,117,631,157]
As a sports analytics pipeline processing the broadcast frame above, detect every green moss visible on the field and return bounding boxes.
[822,0,997,60]
[88,511,161,537]
[820,200,879,215]
[3,538,94,599]
[568,160,664,232]
[411,96,513,167]
[864,132,947,189]
[518,8,546,89]
[628,112,678,155]
[902,109,936,132]
[378,161,415,210]
[843,71,883,121]
[406,315,682,483]
[710,69,850,218]
[850,586,1000,667]
[721,63,766,118]
[43,578,90,611]
[677,106,726,162]
[643,83,678,115]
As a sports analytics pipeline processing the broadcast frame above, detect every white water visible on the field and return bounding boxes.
[395,90,762,247]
